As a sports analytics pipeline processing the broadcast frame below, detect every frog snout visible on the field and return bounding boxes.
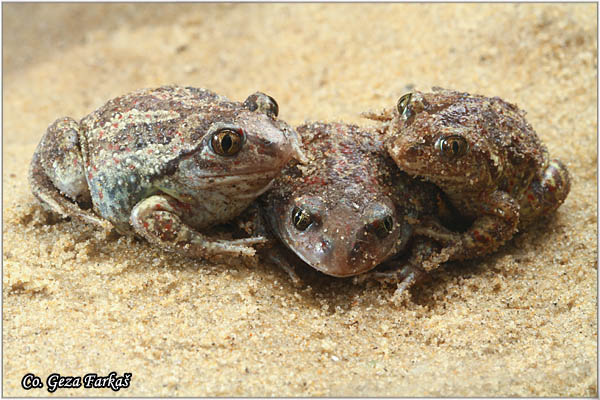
[283,126,308,164]
[350,215,394,259]
[313,233,363,277]
[256,136,285,157]
[256,125,307,166]
[316,237,333,254]
[320,214,395,277]
[349,241,367,264]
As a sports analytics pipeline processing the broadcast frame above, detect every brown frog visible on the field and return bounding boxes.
[29,85,305,258]
[365,87,571,261]
[250,121,457,290]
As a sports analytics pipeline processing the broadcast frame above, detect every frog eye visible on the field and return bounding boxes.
[211,128,245,156]
[291,206,313,231]
[396,93,412,119]
[436,135,469,159]
[368,215,395,239]
[243,92,279,118]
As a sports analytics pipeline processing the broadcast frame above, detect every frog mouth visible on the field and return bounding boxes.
[160,170,279,205]
[196,169,281,184]
[174,167,277,182]
[289,247,380,278]
[277,227,385,278]
[420,173,467,183]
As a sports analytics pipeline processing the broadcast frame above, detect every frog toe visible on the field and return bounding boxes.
[29,118,109,229]
[130,194,263,259]
[360,108,395,122]
[540,159,571,210]
[35,117,90,204]
[520,158,571,226]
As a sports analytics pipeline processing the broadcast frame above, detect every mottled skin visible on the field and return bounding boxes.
[29,85,305,258]
[365,87,571,260]
[256,122,456,288]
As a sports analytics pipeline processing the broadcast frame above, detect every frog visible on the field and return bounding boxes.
[29,85,306,259]
[364,87,571,261]
[247,121,459,290]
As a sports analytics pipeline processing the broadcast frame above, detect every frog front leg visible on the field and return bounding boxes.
[519,159,571,227]
[354,261,425,294]
[28,117,112,230]
[263,246,303,287]
[130,194,268,258]
[354,238,439,295]
[232,203,303,284]
[416,191,519,260]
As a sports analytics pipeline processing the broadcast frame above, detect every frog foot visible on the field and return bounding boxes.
[519,158,571,227]
[28,117,112,231]
[360,107,395,122]
[354,262,428,298]
[360,109,395,136]
[130,194,265,258]
[263,246,303,287]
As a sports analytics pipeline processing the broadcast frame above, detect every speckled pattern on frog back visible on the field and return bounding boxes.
[261,121,447,278]
[80,86,294,233]
[30,85,304,258]
[366,87,571,260]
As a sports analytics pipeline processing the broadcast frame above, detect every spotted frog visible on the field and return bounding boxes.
[365,87,571,261]
[252,121,456,289]
[29,85,305,258]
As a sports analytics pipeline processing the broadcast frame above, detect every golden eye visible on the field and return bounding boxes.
[243,92,279,118]
[262,94,279,118]
[396,93,412,119]
[383,215,394,233]
[292,206,312,231]
[366,215,395,239]
[374,215,394,239]
[436,135,469,159]
[211,128,244,156]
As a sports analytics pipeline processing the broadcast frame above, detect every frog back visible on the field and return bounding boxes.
[79,86,231,162]
[74,87,222,230]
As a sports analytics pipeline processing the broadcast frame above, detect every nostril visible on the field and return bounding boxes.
[405,145,422,160]
[319,238,332,253]
[261,137,275,147]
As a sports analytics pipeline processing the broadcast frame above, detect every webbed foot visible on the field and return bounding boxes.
[519,158,571,227]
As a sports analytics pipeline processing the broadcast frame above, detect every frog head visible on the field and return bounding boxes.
[386,89,503,197]
[171,91,306,202]
[267,187,407,278]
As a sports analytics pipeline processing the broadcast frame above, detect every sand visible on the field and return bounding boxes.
[2,3,597,397]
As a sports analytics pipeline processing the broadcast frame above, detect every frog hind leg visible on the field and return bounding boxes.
[28,117,112,230]
[355,261,426,292]
[518,159,571,228]
[130,194,268,259]
[415,191,520,260]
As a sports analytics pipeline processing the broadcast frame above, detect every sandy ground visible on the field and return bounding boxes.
[2,3,597,397]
